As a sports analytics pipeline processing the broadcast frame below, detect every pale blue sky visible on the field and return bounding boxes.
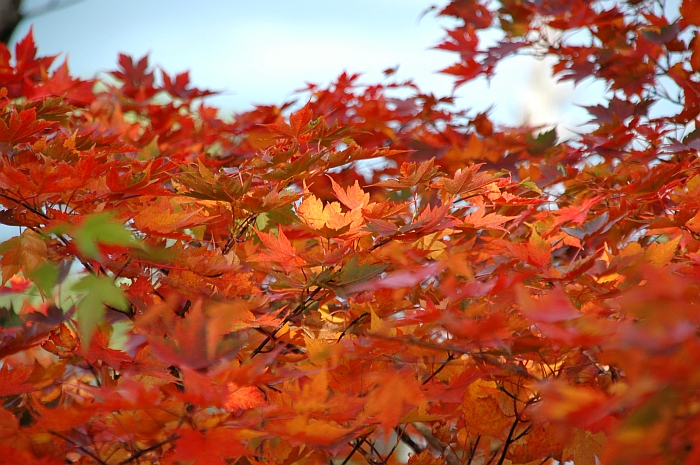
[14,0,459,111]
[11,0,601,126]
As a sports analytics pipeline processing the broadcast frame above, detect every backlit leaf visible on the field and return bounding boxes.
[331,254,388,296]
[0,229,46,285]
[462,205,517,231]
[0,363,34,396]
[254,226,307,273]
[330,177,371,210]
[563,428,607,465]
[644,236,680,267]
[73,275,130,346]
[66,212,138,260]
[528,228,551,267]
[170,427,249,465]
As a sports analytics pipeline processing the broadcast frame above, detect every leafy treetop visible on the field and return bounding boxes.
[1,0,700,464]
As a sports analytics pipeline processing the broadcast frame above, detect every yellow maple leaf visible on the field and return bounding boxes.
[644,236,680,267]
[296,192,362,237]
[413,231,448,259]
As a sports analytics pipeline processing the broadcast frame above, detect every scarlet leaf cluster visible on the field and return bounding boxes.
[2,1,700,463]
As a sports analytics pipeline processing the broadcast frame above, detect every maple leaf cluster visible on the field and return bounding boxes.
[2,0,700,463]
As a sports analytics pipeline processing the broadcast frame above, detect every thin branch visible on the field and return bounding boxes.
[250,287,324,358]
[414,423,460,465]
[368,236,392,252]
[385,425,409,462]
[112,257,132,281]
[0,193,99,275]
[466,435,481,465]
[341,436,366,465]
[106,304,135,320]
[223,213,258,254]
[50,430,108,465]
[175,299,191,318]
[512,424,533,442]
[485,446,500,465]
[337,312,369,342]
[0,192,49,220]
[119,435,179,465]
[363,437,388,465]
[338,328,538,380]
[496,416,520,465]
[253,326,304,354]
[83,360,102,387]
[395,426,422,455]
[421,352,456,385]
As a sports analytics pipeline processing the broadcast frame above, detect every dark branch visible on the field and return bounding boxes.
[0,0,22,44]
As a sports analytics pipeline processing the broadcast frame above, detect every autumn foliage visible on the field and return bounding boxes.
[2,0,700,463]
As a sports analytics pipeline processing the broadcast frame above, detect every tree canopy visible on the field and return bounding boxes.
[2,0,700,464]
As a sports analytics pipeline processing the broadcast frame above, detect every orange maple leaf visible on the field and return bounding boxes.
[462,205,518,231]
[534,379,614,430]
[132,197,209,236]
[364,370,425,436]
[462,379,513,438]
[330,177,371,210]
[432,163,495,196]
[528,228,552,267]
[254,226,307,273]
[224,384,267,410]
[0,363,34,396]
[170,427,249,465]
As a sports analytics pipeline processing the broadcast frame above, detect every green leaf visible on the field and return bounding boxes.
[519,177,543,195]
[72,212,137,260]
[73,275,129,346]
[331,255,388,297]
[263,152,322,181]
[26,262,59,297]
[255,212,270,231]
[266,204,298,226]
[0,307,23,327]
[526,128,557,155]
[177,162,252,201]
